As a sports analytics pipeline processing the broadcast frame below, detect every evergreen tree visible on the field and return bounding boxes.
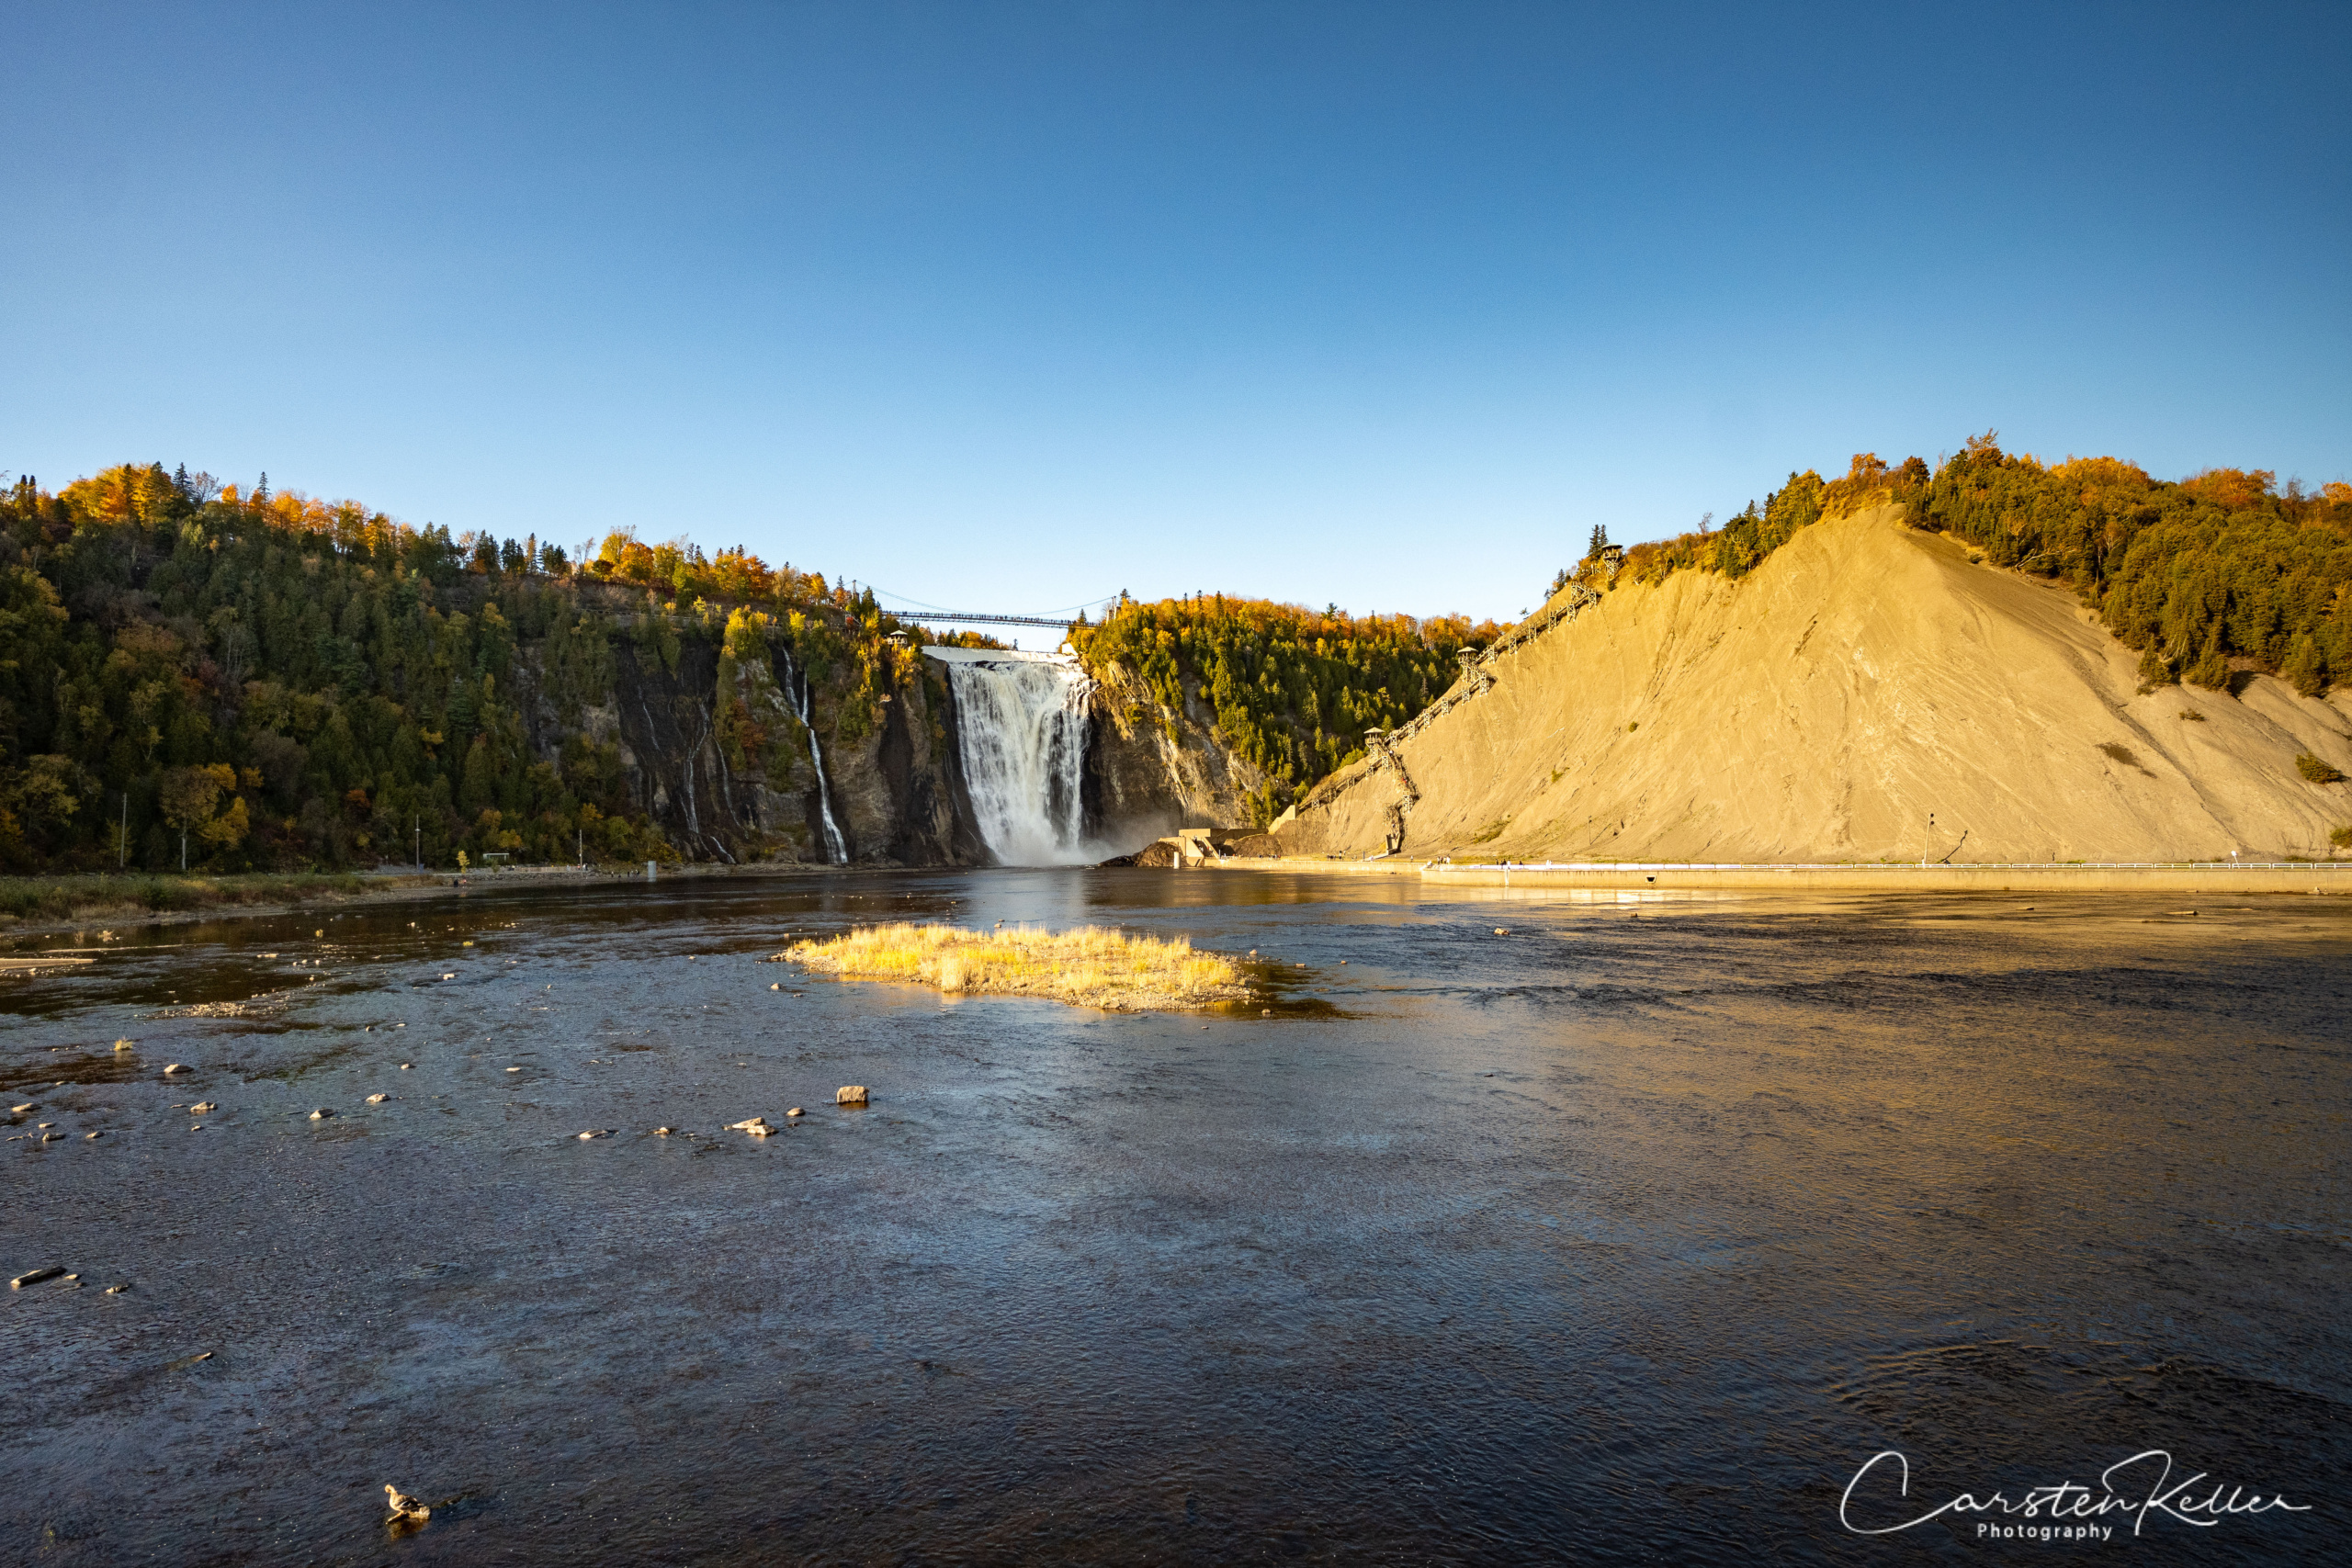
[2186,637,2233,690]
[2282,633,2328,696]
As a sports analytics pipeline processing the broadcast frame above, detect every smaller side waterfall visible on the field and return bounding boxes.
[778,649,849,865]
[934,649,1096,865]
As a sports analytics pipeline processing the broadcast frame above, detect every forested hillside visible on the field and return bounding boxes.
[7,435,2342,874]
[0,464,933,874]
[1924,438,2350,693]
[1595,441,2350,696]
[1070,595,1509,825]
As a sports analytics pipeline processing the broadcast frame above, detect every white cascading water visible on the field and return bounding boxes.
[778,648,849,865]
[935,649,1097,865]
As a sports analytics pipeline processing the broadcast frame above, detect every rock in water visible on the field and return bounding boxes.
[189,1101,216,1114]
[384,1484,431,1525]
[836,1085,868,1106]
[309,1108,334,1120]
[164,1064,188,1075]
[112,1039,134,1052]
[366,1094,390,1104]
[786,1107,804,1118]
[9,1268,64,1290]
[728,1116,772,1134]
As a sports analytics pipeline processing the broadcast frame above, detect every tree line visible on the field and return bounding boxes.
[1069,594,1509,826]
[0,464,923,874]
[10,436,2337,873]
[1592,441,2348,696]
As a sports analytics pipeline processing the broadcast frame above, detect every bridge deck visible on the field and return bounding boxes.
[901,611,1076,628]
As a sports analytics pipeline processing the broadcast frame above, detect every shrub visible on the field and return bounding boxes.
[2295,753,2346,784]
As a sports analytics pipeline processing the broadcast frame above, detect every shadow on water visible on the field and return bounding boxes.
[2,868,2346,1564]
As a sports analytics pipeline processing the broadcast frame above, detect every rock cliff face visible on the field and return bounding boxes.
[819,652,989,866]
[1274,504,2352,863]
[1083,660,1272,844]
[503,625,1275,868]
[509,630,990,867]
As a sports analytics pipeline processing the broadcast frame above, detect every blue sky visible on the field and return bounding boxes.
[6,1,2346,623]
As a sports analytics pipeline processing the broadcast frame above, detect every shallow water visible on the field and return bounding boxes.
[4,872,2346,1564]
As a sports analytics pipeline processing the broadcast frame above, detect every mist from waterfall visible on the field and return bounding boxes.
[939,650,1098,865]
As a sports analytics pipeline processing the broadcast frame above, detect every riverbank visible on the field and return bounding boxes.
[1204,856,2352,894]
[0,871,400,932]
[0,859,895,942]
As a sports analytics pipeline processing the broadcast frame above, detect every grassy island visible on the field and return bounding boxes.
[782,922,1248,1011]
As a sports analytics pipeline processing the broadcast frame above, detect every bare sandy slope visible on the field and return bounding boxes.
[1276,504,2352,863]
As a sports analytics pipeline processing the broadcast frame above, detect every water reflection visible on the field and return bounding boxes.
[2,871,2345,1564]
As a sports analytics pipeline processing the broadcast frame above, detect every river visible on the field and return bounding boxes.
[4,872,2345,1563]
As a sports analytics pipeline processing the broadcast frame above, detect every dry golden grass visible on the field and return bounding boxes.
[781,922,1249,1011]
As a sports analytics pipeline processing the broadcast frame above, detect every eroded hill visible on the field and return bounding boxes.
[1273,504,2352,863]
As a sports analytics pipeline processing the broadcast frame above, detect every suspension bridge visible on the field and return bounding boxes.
[893,610,1084,629]
[872,590,1126,631]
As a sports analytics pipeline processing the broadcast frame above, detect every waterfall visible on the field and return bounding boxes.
[935,649,1096,865]
[778,649,849,865]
